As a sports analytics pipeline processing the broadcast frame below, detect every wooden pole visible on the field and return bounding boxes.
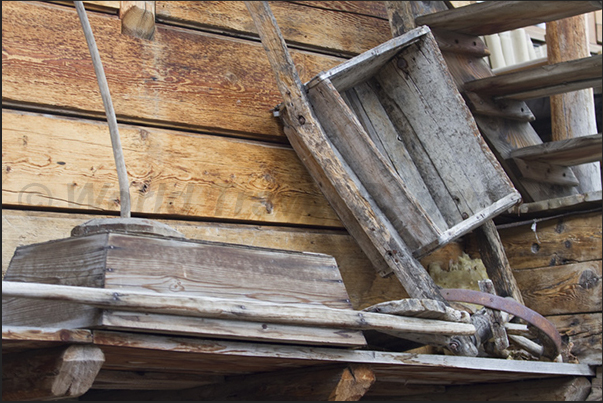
[244,0,478,356]
[2,281,476,337]
[547,14,602,192]
[75,1,131,218]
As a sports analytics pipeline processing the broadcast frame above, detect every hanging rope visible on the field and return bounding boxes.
[74,1,131,218]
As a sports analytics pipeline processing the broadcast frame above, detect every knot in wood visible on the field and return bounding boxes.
[298,115,306,125]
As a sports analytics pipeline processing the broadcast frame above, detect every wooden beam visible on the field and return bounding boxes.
[463,55,602,100]
[155,1,390,58]
[89,330,594,382]
[2,281,477,337]
[1,1,343,142]
[547,14,602,194]
[587,366,602,401]
[505,191,602,217]
[1,109,340,228]
[81,364,375,401]
[509,133,603,166]
[119,1,155,40]
[512,260,602,316]
[415,1,602,36]
[490,211,603,270]
[2,344,104,401]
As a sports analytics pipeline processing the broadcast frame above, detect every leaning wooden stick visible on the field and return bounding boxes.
[2,281,476,336]
[74,1,131,218]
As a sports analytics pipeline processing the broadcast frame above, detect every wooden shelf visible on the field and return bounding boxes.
[416,1,602,36]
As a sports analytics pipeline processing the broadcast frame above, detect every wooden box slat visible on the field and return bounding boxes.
[3,232,366,347]
[305,27,520,262]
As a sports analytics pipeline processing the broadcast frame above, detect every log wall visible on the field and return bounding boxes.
[2,1,601,400]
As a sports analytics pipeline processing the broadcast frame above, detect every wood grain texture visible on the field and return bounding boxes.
[463,54,602,100]
[2,109,340,227]
[509,133,603,167]
[548,312,602,365]
[2,344,105,401]
[1,1,342,142]
[512,260,602,316]
[88,330,593,380]
[156,1,390,57]
[491,211,603,270]
[92,369,224,390]
[415,1,602,36]
[1,209,412,311]
[120,1,156,40]
[547,15,602,195]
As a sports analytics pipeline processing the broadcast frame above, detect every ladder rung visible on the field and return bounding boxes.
[508,134,603,167]
[463,55,602,101]
[416,1,602,36]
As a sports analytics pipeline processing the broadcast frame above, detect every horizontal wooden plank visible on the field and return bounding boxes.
[482,211,602,270]
[155,1,391,57]
[90,330,594,381]
[291,2,388,19]
[1,109,341,227]
[463,55,602,100]
[415,1,602,36]
[508,134,603,167]
[1,1,343,141]
[1,209,411,311]
[512,260,602,316]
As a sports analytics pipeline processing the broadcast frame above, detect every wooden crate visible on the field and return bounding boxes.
[2,229,366,348]
[304,26,520,267]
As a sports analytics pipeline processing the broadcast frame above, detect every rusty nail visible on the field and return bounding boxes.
[461,212,469,219]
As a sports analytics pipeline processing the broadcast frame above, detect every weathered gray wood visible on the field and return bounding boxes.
[474,115,579,202]
[342,82,450,230]
[371,36,519,221]
[245,1,447,298]
[415,1,602,36]
[100,310,364,347]
[587,366,602,401]
[2,231,366,346]
[307,78,443,251]
[305,26,431,93]
[508,133,602,167]
[473,220,525,304]
[464,91,536,122]
[464,55,602,100]
[511,158,580,187]
[2,344,104,401]
[89,330,594,381]
[2,281,476,337]
[364,299,470,323]
[506,190,602,217]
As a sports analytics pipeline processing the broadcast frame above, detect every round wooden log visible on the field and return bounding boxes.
[2,281,476,337]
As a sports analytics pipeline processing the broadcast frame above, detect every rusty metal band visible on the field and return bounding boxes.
[441,288,562,358]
